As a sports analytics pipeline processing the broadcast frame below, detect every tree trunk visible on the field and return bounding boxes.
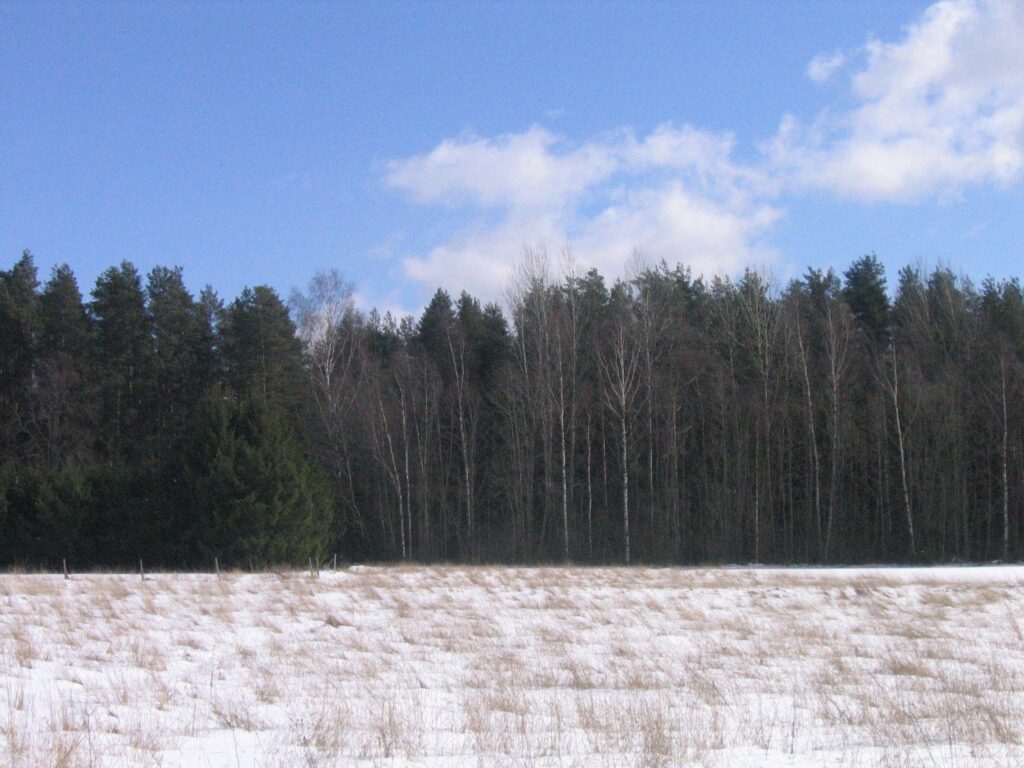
[586,411,594,561]
[622,409,630,565]
[1002,355,1010,561]
[794,310,823,558]
[891,345,915,557]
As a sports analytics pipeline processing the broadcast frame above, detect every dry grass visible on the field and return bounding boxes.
[1,565,1023,766]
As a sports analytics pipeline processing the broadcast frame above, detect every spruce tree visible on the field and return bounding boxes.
[3,464,91,566]
[180,392,332,566]
[843,254,891,345]
[416,288,456,377]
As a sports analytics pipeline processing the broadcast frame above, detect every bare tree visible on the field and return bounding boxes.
[445,319,474,558]
[787,289,823,556]
[552,247,583,560]
[822,299,852,557]
[887,343,915,557]
[737,270,779,563]
[629,252,671,546]
[291,270,363,529]
[598,286,643,564]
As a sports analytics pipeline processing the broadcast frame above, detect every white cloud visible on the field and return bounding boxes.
[390,124,777,298]
[574,183,781,283]
[807,50,845,83]
[386,127,617,211]
[385,0,1024,298]
[778,0,1024,201]
[401,211,563,298]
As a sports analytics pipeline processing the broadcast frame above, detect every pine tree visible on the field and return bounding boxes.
[90,261,152,462]
[0,251,39,464]
[38,264,90,358]
[195,286,224,392]
[33,264,93,467]
[220,286,305,415]
[145,266,214,457]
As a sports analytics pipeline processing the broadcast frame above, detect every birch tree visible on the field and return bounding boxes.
[598,283,642,564]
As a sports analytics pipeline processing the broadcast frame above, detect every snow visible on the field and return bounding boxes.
[2,565,1023,766]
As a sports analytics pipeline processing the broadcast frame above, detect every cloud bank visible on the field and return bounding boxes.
[386,0,1024,299]
[776,0,1024,202]
[387,125,780,297]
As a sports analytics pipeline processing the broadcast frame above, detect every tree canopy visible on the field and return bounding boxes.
[2,252,1023,568]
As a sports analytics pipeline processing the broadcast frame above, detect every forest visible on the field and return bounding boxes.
[1,249,1022,568]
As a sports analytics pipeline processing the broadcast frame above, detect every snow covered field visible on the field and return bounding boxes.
[2,565,1023,767]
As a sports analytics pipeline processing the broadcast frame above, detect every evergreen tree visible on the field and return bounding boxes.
[0,463,12,562]
[90,261,152,461]
[37,264,90,358]
[365,308,402,362]
[1,464,91,566]
[416,288,456,377]
[4,250,1024,568]
[220,286,305,414]
[456,293,510,390]
[33,264,93,467]
[145,266,214,456]
[843,254,891,345]
[0,251,39,464]
[195,286,224,391]
[179,392,332,565]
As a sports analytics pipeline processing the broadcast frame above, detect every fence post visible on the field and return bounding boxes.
[139,558,144,581]
[215,557,220,580]
[63,558,69,581]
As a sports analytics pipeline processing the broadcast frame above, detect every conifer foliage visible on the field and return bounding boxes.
[177,392,331,566]
[1,250,1023,568]
[0,253,328,568]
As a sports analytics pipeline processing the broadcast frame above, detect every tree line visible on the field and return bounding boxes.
[1,248,1022,567]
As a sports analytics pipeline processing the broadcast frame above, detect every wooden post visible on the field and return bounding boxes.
[331,553,337,572]
[214,557,220,580]
[63,558,69,581]
[139,558,144,581]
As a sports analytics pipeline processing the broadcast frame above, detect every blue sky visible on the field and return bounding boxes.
[2,0,1022,315]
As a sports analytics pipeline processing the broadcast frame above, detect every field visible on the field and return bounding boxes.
[1,565,1023,767]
